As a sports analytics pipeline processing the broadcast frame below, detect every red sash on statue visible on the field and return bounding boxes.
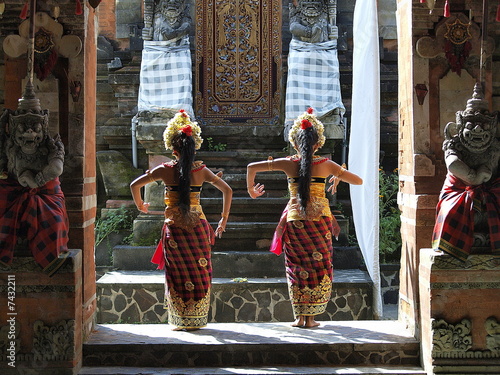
[0,177,69,275]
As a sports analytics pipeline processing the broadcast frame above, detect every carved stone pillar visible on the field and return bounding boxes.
[419,248,500,374]
[0,250,82,374]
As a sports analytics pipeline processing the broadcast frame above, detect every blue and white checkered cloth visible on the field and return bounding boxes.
[285,39,345,122]
[138,37,194,116]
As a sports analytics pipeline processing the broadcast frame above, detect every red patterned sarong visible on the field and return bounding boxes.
[432,174,500,261]
[0,177,69,275]
[152,219,215,329]
[281,216,335,317]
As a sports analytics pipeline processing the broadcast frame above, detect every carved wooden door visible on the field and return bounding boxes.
[195,0,281,125]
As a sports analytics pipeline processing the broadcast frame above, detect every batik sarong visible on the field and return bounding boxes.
[270,167,340,317]
[150,170,215,329]
[282,216,336,317]
[153,219,214,329]
[432,173,500,261]
[0,177,69,275]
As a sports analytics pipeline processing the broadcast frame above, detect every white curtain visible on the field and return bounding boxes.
[349,0,382,319]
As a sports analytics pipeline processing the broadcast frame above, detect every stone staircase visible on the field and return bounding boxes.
[89,116,422,375]
[80,321,424,375]
[95,124,375,325]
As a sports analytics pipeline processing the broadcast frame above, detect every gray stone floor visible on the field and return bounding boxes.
[80,320,423,375]
[85,320,411,346]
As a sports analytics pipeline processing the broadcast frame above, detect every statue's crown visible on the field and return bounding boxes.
[463,83,489,116]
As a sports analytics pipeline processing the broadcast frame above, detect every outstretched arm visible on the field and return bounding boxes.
[246,160,271,198]
[326,162,363,194]
[130,167,162,213]
[205,170,233,238]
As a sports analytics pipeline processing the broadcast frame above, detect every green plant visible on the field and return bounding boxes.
[206,137,227,152]
[95,206,135,247]
[379,167,402,263]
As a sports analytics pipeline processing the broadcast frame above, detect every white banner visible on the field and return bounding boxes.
[349,0,382,318]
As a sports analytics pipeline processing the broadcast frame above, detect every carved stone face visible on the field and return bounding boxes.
[11,116,46,154]
[160,0,185,19]
[299,0,324,17]
[458,115,497,153]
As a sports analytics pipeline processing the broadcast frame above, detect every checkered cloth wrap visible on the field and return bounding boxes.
[152,219,215,329]
[137,37,194,116]
[285,39,345,122]
[432,174,500,261]
[0,177,69,275]
[282,216,335,317]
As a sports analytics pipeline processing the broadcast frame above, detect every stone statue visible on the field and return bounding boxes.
[142,0,191,43]
[138,0,194,115]
[432,83,500,261]
[289,0,335,43]
[0,85,64,188]
[285,0,344,141]
[0,81,69,276]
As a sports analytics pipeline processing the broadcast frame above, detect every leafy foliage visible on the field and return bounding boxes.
[95,206,135,247]
[206,137,227,152]
[379,168,402,263]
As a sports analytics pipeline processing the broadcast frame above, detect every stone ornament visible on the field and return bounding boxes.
[485,317,500,355]
[0,82,64,188]
[3,12,82,81]
[32,320,75,361]
[416,13,494,76]
[432,318,473,357]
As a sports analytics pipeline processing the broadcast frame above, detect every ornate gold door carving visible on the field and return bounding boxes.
[195,0,282,125]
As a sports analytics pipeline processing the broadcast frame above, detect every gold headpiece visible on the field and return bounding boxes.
[163,109,203,151]
[288,107,325,148]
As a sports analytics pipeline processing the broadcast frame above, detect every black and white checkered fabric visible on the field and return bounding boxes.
[285,39,345,121]
[138,37,194,115]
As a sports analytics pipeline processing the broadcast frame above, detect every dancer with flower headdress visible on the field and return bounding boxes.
[130,109,232,331]
[247,108,362,328]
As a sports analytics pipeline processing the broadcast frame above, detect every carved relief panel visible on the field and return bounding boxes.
[195,0,282,125]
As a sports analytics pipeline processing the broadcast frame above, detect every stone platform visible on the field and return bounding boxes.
[80,320,424,374]
[96,269,373,324]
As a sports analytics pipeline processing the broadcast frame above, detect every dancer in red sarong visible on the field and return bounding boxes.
[246,108,362,328]
[130,110,232,331]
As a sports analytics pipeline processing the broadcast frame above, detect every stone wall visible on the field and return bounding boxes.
[396,0,500,340]
[96,270,373,324]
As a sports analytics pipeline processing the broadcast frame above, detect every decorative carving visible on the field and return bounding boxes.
[431,252,500,270]
[32,320,75,361]
[141,0,191,42]
[2,12,82,80]
[416,13,494,77]
[0,80,70,274]
[485,317,500,355]
[290,0,331,43]
[432,83,500,261]
[285,0,344,138]
[138,0,194,115]
[0,83,64,187]
[432,318,473,357]
[195,0,281,124]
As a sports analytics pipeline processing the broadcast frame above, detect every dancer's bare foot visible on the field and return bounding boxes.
[291,316,305,327]
[303,316,320,328]
[172,327,200,331]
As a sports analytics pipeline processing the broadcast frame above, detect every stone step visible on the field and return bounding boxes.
[80,366,427,375]
[112,247,364,275]
[82,321,420,369]
[96,270,373,324]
